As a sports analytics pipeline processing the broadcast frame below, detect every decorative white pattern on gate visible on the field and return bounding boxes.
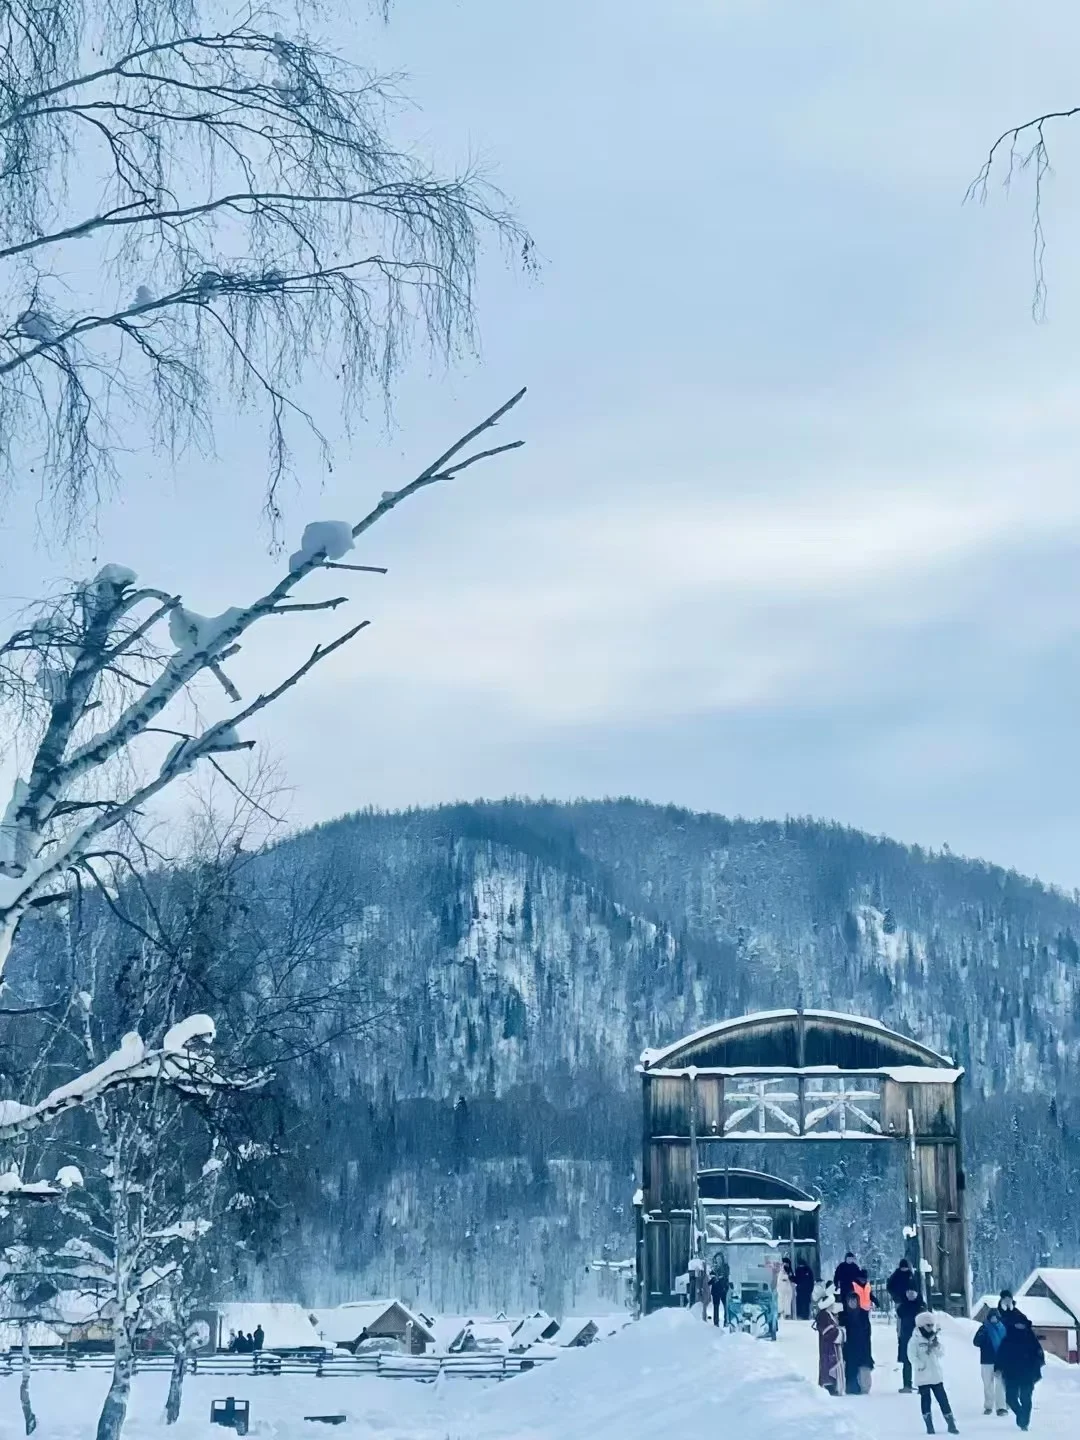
[723,1079,799,1137]
[803,1076,882,1135]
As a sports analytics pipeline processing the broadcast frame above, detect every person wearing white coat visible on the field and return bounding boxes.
[777,1260,795,1321]
[911,1313,959,1435]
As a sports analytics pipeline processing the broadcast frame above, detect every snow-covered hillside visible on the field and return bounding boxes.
[13,799,1080,1311]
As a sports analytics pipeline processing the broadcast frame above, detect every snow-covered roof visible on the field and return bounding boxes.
[558,1314,633,1346]
[453,1320,515,1352]
[215,1303,325,1350]
[1012,1296,1077,1330]
[314,1300,433,1345]
[511,1312,560,1349]
[429,1316,472,1354]
[1017,1269,1080,1324]
[0,1321,64,1349]
[640,1009,954,1071]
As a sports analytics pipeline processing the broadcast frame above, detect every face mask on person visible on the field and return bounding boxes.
[1000,1297,1014,1311]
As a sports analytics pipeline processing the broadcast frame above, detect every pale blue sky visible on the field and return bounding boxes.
[7,0,1080,886]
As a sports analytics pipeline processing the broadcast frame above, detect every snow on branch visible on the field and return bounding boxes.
[0,1016,262,1142]
[0,391,526,984]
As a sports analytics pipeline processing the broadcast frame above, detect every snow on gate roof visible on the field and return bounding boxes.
[639,1008,956,1073]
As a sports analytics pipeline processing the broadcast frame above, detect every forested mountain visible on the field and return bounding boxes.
[238,800,1080,1315]
[12,800,1079,1318]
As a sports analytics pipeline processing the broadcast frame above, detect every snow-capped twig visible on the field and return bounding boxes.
[0,1021,263,1142]
[0,393,526,991]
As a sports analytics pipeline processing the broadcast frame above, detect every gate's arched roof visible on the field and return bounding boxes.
[696,1168,818,1205]
[641,1008,952,1072]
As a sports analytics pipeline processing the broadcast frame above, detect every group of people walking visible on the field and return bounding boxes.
[810,1253,1046,1434]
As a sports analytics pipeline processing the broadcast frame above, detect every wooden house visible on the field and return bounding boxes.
[1015,1270,1080,1363]
[314,1300,434,1355]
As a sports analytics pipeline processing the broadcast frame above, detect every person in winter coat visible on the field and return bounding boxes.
[896,1283,924,1393]
[813,1287,845,1395]
[841,1291,874,1395]
[252,1324,265,1352]
[834,1252,862,1300]
[910,1312,959,1435]
[795,1261,816,1320]
[852,1269,876,1312]
[887,1258,917,1307]
[998,1291,1028,1328]
[709,1269,729,1328]
[996,1312,1044,1432]
[973,1309,1008,1416]
[777,1259,795,1321]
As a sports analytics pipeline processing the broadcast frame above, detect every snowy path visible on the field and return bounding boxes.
[2,1313,1077,1440]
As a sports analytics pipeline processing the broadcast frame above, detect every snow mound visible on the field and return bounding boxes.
[440,1311,871,1440]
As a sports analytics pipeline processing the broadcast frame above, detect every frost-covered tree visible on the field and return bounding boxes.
[0,0,529,525]
[0,396,523,1435]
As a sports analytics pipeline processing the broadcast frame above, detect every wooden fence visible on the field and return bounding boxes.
[0,1348,558,1382]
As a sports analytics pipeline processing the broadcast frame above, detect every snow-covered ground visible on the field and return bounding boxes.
[773,1312,1080,1440]
[4,1311,1077,1440]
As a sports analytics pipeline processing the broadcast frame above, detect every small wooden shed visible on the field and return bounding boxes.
[636,1008,968,1316]
[314,1300,434,1355]
[1015,1270,1080,1363]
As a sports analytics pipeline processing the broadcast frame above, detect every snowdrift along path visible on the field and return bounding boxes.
[3,1310,1078,1439]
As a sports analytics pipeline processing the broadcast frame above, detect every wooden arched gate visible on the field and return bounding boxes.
[634,1009,968,1317]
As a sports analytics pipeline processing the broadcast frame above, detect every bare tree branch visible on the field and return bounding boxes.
[966,108,1080,320]
[0,10,533,527]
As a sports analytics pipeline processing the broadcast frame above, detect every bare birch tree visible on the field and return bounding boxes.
[0,0,530,525]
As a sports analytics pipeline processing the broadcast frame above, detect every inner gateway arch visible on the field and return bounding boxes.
[635,1009,968,1316]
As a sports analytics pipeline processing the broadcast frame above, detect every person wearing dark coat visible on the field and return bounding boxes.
[998,1290,1032,1332]
[896,1284,923,1393]
[996,1312,1044,1432]
[794,1261,815,1321]
[834,1252,861,1300]
[709,1270,729,1328]
[887,1258,916,1307]
[841,1291,873,1395]
[252,1325,265,1352]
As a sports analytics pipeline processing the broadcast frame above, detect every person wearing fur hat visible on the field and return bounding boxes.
[911,1311,959,1435]
[812,1286,845,1396]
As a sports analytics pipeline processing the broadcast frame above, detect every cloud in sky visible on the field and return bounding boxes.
[8,0,1080,886]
